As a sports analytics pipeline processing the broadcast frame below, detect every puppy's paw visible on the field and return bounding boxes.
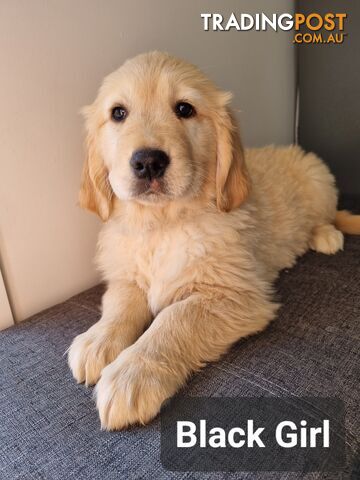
[95,348,176,430]
[310,224,344,255]
[68,324,123,386]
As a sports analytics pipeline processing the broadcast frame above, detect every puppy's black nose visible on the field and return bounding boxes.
[130,149,170,180]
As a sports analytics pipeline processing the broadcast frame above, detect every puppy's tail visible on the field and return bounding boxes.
[335,210,360,235]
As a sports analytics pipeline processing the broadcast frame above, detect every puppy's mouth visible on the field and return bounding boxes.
[133,178,168,198]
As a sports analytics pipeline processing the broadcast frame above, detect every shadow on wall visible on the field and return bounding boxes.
[297,1,360,195]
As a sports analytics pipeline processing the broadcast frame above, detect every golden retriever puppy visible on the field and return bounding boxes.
[68,51,360,430]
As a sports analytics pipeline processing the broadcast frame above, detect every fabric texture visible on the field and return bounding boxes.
[1,203,359,479]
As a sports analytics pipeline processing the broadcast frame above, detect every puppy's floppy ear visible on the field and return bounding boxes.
[215,104,250,212]
[79,106,113,221]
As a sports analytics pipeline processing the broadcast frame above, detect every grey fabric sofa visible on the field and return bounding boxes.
[1,202,359,479]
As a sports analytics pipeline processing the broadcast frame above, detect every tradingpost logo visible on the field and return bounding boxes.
[201,13,348,44]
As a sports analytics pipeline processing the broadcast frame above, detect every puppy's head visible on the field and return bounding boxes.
[80,51,249,220]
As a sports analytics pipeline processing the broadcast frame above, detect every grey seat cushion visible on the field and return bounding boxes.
[1,217,359,479]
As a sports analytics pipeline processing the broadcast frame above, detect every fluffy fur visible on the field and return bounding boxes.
[68,51,360,430]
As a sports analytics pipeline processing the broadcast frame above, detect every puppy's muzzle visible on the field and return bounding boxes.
[130,149,170,180]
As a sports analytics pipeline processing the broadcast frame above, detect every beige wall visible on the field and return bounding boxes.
[0,0,295,322]
[0,270,14,329]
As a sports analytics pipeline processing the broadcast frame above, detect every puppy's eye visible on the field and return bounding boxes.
[175,102,195,119]
[111,106,128,122]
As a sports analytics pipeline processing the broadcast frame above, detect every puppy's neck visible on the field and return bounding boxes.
[111,196,215,231]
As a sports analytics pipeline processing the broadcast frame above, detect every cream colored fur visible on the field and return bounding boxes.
[68,52,349,430]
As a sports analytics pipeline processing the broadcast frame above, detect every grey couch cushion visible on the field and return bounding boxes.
[1,219,359,479]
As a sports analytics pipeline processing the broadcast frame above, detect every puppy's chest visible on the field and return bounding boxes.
[123,226,206,313]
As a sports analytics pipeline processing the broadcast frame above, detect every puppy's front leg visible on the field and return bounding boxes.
[96,290,277,430]
[68,281,152,386]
